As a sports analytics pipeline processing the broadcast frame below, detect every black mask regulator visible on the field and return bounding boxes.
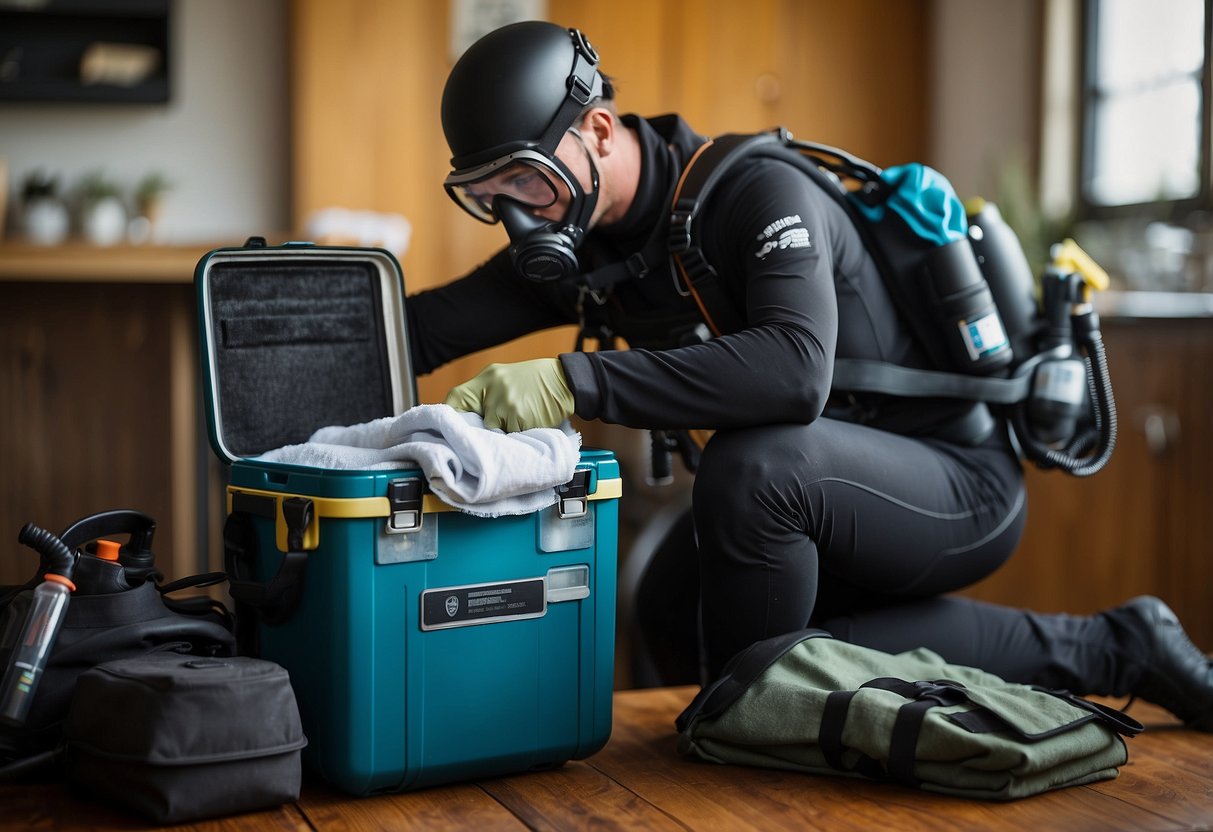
[499,139,601,284]
[498,197,588,283]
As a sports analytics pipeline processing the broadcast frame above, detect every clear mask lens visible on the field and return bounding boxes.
[445,155,571,223]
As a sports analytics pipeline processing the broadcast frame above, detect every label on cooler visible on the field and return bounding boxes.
[420,577,546,630]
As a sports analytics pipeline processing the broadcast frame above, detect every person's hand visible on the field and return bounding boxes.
[445,358,575,432]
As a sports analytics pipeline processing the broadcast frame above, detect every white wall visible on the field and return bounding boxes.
[0,0,1043,246]
[0,0,289,244]
[927,0,1041,203]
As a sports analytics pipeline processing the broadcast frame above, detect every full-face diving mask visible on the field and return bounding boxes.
[444,132,600,282]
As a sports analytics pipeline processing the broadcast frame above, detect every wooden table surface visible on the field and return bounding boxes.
[2,685,1212,831]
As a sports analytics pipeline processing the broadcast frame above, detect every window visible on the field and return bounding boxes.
[1081,0,1209,212]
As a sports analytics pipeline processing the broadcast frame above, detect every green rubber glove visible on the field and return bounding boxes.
[445,358,575,432]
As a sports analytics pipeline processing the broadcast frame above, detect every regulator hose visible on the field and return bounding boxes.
[1058,355,1103,460]
[17,523,76,581]
[1013,321,1117,477]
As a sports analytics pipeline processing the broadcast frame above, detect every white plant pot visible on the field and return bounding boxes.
[21,197,70,245]
[82,196,127,246]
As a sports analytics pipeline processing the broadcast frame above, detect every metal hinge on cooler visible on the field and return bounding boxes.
[385,478,423,533]
[556,469,590,519]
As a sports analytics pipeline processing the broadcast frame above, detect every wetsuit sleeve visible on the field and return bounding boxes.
[406,249,576,376]
[560,157,839,430]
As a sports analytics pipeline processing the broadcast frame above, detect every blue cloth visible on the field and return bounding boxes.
[850,163,967,246]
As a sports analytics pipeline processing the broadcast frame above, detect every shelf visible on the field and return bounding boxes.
[0,240,221,283]
[0,0,171,105]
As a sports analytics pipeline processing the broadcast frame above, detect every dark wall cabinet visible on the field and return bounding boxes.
[962,318,1213,651]
[0,0,171,104]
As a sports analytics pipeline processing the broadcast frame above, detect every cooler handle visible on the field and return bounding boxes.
[224,496,313,650]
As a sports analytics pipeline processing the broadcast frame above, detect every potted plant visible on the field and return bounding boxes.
[127,171,172,243]
[20,169,70,245]
[135,171,171,222]
[78,170,127,246]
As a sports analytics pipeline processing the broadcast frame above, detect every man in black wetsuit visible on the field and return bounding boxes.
[407,20,1213,729]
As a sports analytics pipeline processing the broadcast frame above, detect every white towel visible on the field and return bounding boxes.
[257,404,582,517]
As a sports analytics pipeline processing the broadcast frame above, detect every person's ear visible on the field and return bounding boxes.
[583,108,615,157]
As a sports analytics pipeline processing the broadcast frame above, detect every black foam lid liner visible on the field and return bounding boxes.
[199,251,414,461]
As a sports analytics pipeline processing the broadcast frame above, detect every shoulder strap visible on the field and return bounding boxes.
[668,134,780,337]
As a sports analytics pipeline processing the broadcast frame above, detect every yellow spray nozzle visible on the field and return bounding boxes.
[1051,238,1109,296]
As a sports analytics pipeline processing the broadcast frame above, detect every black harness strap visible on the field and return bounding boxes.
[575,148,685,351]
[223,496,315,655]
[667,135,767,337]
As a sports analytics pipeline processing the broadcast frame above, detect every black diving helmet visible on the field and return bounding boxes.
[440,21,609,282]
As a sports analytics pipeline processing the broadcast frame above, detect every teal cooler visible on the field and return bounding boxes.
[195,241,619,795]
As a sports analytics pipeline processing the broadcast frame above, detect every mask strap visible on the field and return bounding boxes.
[563,128,600,231]
[537,29,604,152]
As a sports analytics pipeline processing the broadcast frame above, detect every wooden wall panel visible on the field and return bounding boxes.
[291,0,930,404]
[0,283,186,586]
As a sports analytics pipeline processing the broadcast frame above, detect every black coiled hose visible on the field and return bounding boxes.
[1012,325,1117,478]
[17,524,76,580]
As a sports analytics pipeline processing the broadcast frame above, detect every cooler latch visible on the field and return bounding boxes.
[282,497,315,552]
[556,469,590,519]
[386,478,423,534]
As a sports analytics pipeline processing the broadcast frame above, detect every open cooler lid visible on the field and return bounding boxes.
[196,241,417,464]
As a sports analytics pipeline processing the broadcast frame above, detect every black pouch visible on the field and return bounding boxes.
[63,651,307,824]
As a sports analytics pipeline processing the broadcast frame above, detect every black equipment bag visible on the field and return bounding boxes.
[63,651,306,823]
[0,581,236,760]
[0,510,236,762]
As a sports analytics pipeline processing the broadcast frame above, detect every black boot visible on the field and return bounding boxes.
[1111,596,1213,731]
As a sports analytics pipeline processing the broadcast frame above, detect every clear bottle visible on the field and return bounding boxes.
[0,576,73,726]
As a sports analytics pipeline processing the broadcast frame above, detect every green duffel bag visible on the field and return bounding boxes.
[675,629,1144,800]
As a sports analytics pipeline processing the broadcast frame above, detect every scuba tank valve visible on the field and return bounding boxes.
[0,525,77,726]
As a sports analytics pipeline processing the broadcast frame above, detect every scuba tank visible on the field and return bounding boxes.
[966,202,1116,477]
[966,201,1040,366]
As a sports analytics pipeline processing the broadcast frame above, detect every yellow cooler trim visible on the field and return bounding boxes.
[591,478,623,500]
[227,477,622,553]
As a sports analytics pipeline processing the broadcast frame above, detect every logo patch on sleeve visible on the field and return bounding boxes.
[754,215,812,260]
